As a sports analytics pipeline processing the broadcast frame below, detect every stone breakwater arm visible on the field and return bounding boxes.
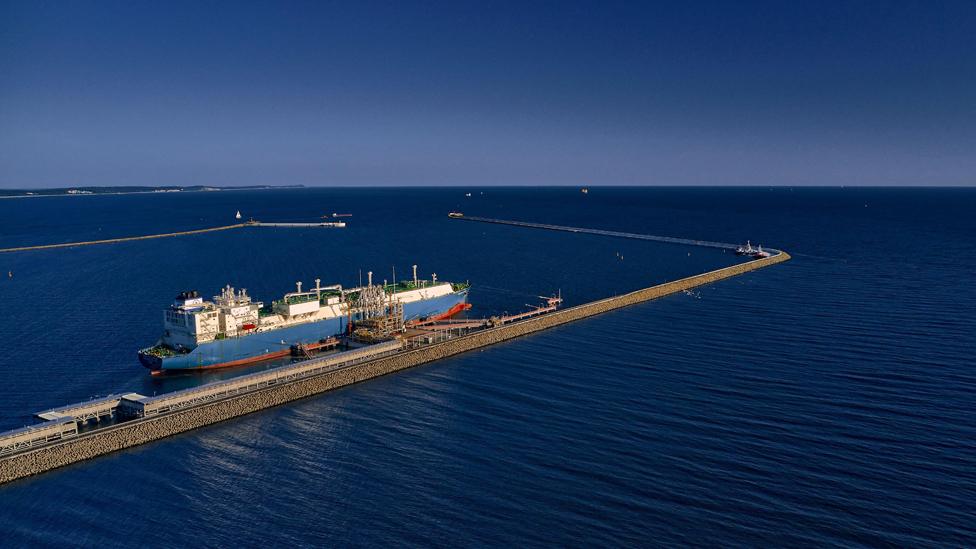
[0,224,249,253]
[0,221,345,254]
[0,252,789,485]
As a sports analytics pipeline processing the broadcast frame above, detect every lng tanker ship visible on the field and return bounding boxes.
[138,267,469,373]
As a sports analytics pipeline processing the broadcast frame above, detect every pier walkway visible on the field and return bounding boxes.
[34,394,141,423]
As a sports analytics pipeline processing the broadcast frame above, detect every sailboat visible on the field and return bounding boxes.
[235,210,242,220]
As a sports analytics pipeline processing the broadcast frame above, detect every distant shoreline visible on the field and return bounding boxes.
[0,185,304,199]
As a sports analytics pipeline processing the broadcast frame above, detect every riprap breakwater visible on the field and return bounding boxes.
[0,248,789,485]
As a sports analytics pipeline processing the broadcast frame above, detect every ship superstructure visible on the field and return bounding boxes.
[139,267,469,373]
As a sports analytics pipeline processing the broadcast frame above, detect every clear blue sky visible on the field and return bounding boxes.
[1,0,974,187]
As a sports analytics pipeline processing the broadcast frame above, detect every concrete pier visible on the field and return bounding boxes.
[0,250,789,485]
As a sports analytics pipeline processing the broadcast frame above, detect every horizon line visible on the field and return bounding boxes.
[2,183,975,191]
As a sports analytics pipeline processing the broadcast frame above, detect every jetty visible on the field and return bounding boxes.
[0,219,345,254]
[251,222,346,228]
[448,214,761,252]
[0,221,789,485]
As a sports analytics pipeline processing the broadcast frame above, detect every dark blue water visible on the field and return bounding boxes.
[0,187,974,546]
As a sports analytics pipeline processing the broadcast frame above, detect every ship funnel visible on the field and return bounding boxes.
[412,265,418,286]
[296,281,302,293]
[367,271,373,286]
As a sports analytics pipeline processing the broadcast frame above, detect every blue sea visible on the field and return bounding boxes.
[0,187,974,546]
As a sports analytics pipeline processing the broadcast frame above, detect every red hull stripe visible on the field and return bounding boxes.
[190,348,293,371]
[161,306,467,373]
[436,302,472,320]
[408,302,471,325]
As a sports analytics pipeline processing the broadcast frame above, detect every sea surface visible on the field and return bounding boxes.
[0,187,973,547]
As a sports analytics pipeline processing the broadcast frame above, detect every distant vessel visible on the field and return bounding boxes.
[735,241,755,256]
[332,213,352,218]
[465,192,472,197]
[448,212,464,218]
[138,268,470,373]
[581,188,589,194]
[735,241,771,258]
[235,210,242,220]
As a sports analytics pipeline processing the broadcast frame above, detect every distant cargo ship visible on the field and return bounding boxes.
[138,268,469,373]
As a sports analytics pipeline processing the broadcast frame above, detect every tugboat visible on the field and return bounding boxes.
[752,245,771,258]
[735,241,772,258]
[735,240,755,256]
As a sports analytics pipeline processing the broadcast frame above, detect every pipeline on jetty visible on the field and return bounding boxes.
[450,215,763,252]
[0,225,789,485]
[0,220,345,254]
